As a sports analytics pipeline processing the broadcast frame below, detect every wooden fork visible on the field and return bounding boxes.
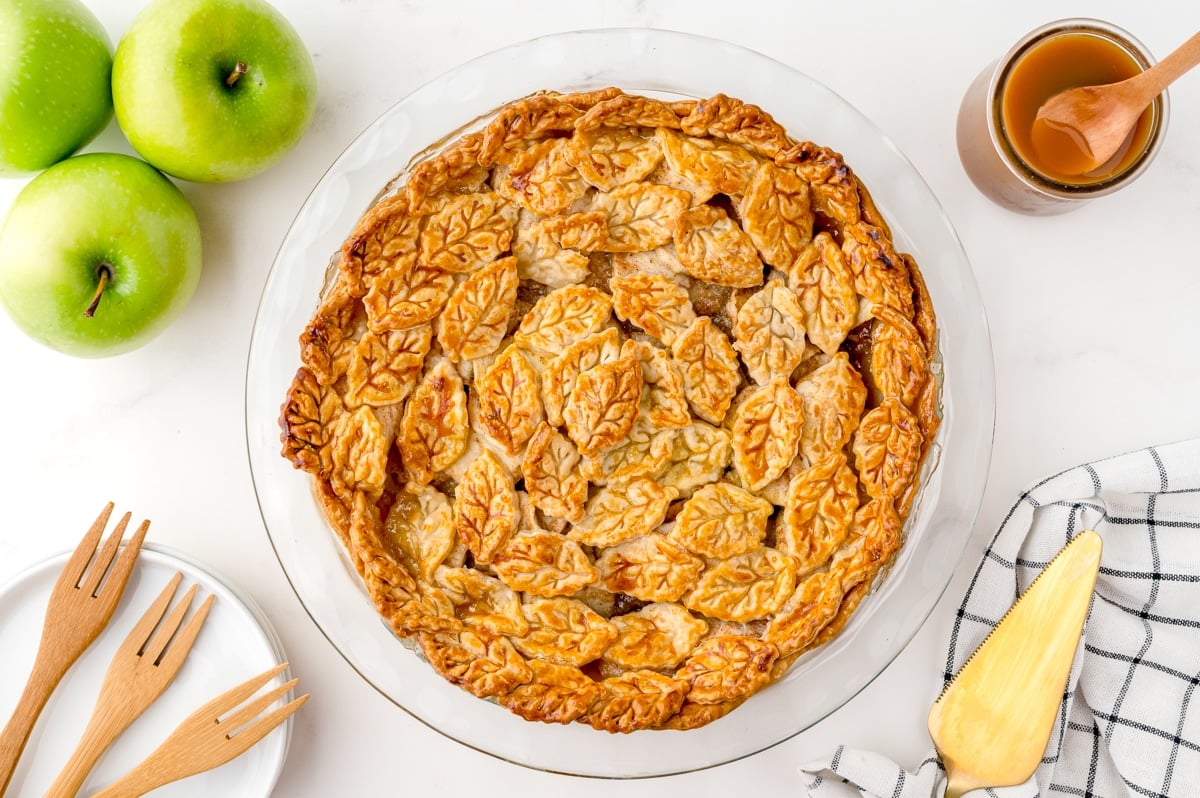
[0,503,149,797]
[90,663,308,798]
[45,573,214,798]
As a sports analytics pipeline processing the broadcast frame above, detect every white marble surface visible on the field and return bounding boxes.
[2,1,1199,795]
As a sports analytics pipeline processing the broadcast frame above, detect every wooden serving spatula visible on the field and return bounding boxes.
[928,530,1103,798]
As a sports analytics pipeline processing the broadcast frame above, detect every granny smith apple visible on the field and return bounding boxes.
[112,0,317,183]
[0,0,113,175]
[0,153,202,357]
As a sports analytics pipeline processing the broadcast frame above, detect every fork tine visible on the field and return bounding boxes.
[140,585,192,663]
[83,672,308,798]
[219,678,299,733]
[192,663,288,719]
[80,512,130,595]
[118,572,182,659]
[53,503,113,592]
[140,582,196,663]
[96,519,150,600]
[155,593,214,673]
[221,693,309,758]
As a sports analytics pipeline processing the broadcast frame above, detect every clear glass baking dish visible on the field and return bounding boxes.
[245,27,995,778]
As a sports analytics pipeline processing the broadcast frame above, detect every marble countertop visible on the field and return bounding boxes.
[2,1,1198,795]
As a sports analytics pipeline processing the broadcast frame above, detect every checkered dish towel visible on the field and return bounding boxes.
[802,440,1200,798]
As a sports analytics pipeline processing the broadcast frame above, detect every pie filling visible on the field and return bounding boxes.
[280,88,940,732]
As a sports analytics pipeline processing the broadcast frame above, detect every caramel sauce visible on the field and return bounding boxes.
[381,491,422,567]
[1001,32,1153,185]
[812,210,842,245]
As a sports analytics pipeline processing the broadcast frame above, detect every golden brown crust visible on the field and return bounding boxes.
[765,569,844,657]
[591,182,690,252]
[569,478,677,549]
[776,140,861,226]
[812,580,870,649]
[514,285,613,356]
[405,132,489,212]
[280,88,941,732]
[672,317,741,425]
[902,252,943,474]
[610,273,696,347]
[670,482,771,559]
[562,354,642,457]
[602,603,709,671]
[363,255,454,333]
[676,635,778,704]
[522,423,588,522]
[683,547,797,622]
[565,129,664,192]
[299,287,362,386]
[454,449,517,564]
[730,379,804,491]
[577,93,684,132]
[338,193,422,298]
[657,127,760,197]
[779,453,859,574]
[510,596,615,665]
[680,94,791,159]
[842,221,915,318]
[673,204,764,288]
[349,492,461,636]
[853,398,924,505]
[476,346,544,455]
[280,367,341,474]
[478,89,622,167]
[498,660,602,724]
[397,359,469,483]
[869,304,929,413]
[540,328,621,429]
[578,670,688,733]
[343,326,430,409]
[493,534,599,598]
[655,697,747,730]
[595,532,703,601]
[496,139,589,216]
[903,253,938,358]
[789,233,857,356]
[419,629,531,699]
[853,175,891,239]
[326,406,388,499]
[740,162,813,270]
[422,194,517,274]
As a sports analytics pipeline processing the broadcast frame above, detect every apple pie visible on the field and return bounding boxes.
[279,88,940,732]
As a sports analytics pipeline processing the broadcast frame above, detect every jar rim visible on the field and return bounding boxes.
[984,18,1169,199]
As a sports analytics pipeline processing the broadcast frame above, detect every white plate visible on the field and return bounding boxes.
[0,544,291,797]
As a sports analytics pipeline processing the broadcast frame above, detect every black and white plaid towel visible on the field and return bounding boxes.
[801,440,1200,797]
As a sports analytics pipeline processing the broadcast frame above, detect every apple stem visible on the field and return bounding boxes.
[85,263,112,318]
[225,61,249,87]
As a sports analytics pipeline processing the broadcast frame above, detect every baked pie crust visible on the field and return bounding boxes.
[280,88,940,732]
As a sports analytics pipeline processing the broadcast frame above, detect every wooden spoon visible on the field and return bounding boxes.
[1034,30,1200,175]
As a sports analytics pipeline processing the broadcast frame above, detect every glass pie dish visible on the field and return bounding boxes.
[245,28,994,777]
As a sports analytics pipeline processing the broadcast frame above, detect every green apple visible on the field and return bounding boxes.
[0,153,202,357]
[112,0,317,183]
[0,0,113,176]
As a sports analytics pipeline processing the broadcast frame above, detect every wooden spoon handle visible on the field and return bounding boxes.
[1129,30,1200,103]
[0,644,72,796]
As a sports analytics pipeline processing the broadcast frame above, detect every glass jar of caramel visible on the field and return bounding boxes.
[957,19,1169,214]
